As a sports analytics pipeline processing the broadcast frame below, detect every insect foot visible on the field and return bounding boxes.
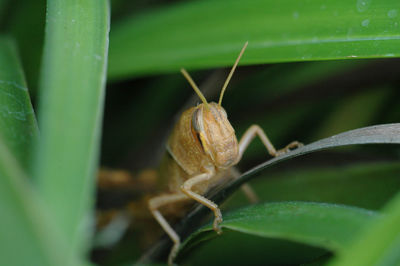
[213,209,223,235]
[168,242,180,266]
[275,141,303,156]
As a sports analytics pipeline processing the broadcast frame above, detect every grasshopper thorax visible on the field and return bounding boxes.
[192,102,239,169]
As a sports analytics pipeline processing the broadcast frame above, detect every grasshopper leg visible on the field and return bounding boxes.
[148,193,190,265]
[236,125,302,203]
[238,124,302,159]
[181,172,223,234]
[240,183,259,203]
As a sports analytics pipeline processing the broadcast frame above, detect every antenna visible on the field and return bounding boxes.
[218,41,248,106]
[180,68,209,109]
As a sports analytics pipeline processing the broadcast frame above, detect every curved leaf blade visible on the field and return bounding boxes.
[0,37,38,170]
[178,202,378,263]
[33,0,110,256]
[0,136,83,266]
[182,202,378,251]
[109,0,400,79]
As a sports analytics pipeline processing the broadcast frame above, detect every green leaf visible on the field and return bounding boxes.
[0,37,39,171]
[179,202,378,264]
[33,0,110,256]
[0,136,83,266]
[108,0,400,79]
[329,192,400,265]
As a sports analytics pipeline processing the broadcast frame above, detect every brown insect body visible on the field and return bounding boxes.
[165,102,238,194]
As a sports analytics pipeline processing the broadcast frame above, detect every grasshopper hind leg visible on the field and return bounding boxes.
[148,193,190,265]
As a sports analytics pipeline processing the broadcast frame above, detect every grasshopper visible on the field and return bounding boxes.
[148,42,302,264]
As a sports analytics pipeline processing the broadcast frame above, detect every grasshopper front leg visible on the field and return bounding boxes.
[238,125,302,159]
[181,172,223,234]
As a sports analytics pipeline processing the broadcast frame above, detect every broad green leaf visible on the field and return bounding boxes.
[329,192,400,266]
[0,136,83,266]
[108,0,400,79]
[178,202,378,264]
[34,0,110,256]
[0,37,38,171]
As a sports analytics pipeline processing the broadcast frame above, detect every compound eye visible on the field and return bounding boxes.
[220,107,228,118]
[192,108,201,132]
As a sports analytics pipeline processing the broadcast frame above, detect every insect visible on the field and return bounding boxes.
[148,42,302,264]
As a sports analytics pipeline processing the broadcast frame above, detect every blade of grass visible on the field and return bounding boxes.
[0,37,39,171]
[34,0,110,256]
[108,0,400,79]
[0,135,83,266]
[178,202,378,263]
